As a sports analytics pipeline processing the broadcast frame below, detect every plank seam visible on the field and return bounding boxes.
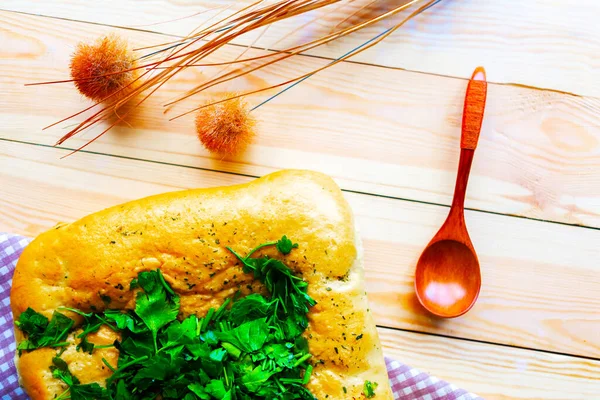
[2,138,598,232]
[377,324,600,362]
[0,8,585,97]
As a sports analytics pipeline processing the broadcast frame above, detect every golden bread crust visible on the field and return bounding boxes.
[11,169,392,399]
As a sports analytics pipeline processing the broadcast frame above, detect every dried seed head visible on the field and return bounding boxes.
[195,94,256,155]
[70,33,139,102]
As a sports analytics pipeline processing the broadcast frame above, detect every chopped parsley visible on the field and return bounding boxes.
[364,380,378,398]
[16,236,317,399]
[275,235,298,255]
[15,309,73,353]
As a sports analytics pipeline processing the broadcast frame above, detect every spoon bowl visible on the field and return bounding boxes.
[414,67,488,318]
[415,240,481,318]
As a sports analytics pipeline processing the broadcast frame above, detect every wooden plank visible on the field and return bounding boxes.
[2,140,599,360]
[2,11,600,229]
[378,327,600,400]
[3,1,600,97]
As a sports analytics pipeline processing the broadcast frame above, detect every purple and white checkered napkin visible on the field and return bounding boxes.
[0,233,482,400]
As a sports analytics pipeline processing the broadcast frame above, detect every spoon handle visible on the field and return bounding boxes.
[450,68,488,214]
[461,67,487,150]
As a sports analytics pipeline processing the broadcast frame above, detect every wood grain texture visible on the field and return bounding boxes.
[2,11,600,229]
[3,0,600,97]
[3,3,600,397]
[379,327,600,400]
[2,140,599,360]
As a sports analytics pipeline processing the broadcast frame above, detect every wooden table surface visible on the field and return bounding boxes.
[1,1,599,398]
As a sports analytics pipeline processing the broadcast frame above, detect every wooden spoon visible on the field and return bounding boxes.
[414,67,488,318]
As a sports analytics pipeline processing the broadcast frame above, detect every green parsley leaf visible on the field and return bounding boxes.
[43,312,75,346]
[70,383,109,400]
[200,329,219,345]
[16,310,74,353]
[186,341,211,360]
[78,335,95,354]
[364,380,378,398]
[241,365,278,392]
[50,356,80,386]
[118,335,154,359]
[221,342,242,359]
[260,343,295,368]
[205,379,228,397]
[135,269,180,352]
[15,308,48,337]
[132,354,171,386]
[216,319,269,353]
[51,356,110,400]
[188,382,211,399]
[104,309,146,334]
[209,347,228,362]
[129,277,139,290]
[227,294,274,325]
[276,235,298,255]
[180,315,200,339]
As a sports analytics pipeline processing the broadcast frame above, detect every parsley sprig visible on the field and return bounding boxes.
[16,236,317,400]
[364,380,378,398]
[15,309,73,353]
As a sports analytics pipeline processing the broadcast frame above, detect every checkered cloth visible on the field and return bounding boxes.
[0,233,482,399]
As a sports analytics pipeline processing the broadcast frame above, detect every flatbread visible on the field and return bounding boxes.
[11,169,392,399]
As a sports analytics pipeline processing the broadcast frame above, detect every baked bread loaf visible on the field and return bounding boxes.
[11,169,392,399]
